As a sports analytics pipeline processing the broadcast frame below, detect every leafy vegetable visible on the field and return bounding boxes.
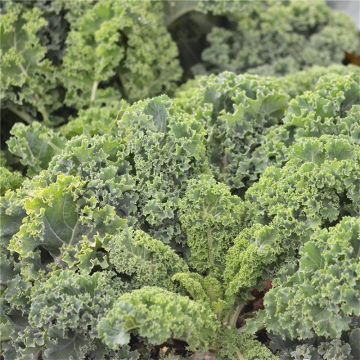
[7,122,65,176]
[98,287,218,351]
[62,0,181,108]
[198,0,360,76]
[0,4,61,126]
[263,217,360,340]
[1,1,360,358]
[179,175,245,275]
[105,227,188,290]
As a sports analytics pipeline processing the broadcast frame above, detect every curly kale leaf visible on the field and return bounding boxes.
[200,0,360,75]
[0,244,133,360]
[216,329,278,360]
[8,174,124,279]
[176,72,289,191]
[224,224,281,302]
[172,272,226,318]
[116,96,208,244]
[263,217,360,340]
[0,222,38,360]
[247,136,360,253]
[105,227,188,290]
[62,0,181,109]
[1,268,130,360]
[45,96,207,246]
[46,134,138,223]
[225,135,360,306]
[0,182,29,248]
[98,287,218,351]
[269,332,358,360]
[290,340,353,360]
[0,159,23,195]
[59,101,128,139]
[0,4,61,126]
[281,64,360,99]
[179,175,245,275]
[29,270,118,340]
[7,121,66,176]
[284,72,360,138]
[15,0,70,64]
[252,63,360,172]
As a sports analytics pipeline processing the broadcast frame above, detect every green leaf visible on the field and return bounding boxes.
[263,217,360,340]
[293,139,325,164]
[98,287,218,351]
[43,336,89,360]
[179,175,245,275]
[9,174,124,276]
[0,4,61,125]
[300,242,323,270]
[106,227,188,290]
[144,98,169,133]
[7,122,65,176]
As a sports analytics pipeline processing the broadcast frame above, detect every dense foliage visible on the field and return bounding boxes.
[197,0,360,75]
[1,0,360,359]
[1,0,359,141]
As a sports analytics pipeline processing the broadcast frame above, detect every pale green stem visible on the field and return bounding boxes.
[229,303,245,327]
[39,107,51,126]
[90,81,99,103]
[7,104,34,124]
[19,63,28,77]
[236,350,246,360]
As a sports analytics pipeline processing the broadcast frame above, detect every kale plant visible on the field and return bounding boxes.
[1,1,360,359]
